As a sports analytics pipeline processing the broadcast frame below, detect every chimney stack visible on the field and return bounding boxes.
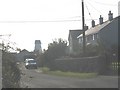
[84,24,88,31]
[99,15,103,25]
[108,11,113,21]
[91,20,95,27]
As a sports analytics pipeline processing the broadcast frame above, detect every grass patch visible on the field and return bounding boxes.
[38,67,50,73]
[48,71,98,79]
[39,67,98,79]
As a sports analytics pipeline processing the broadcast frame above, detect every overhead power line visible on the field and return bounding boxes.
[66,16,81,19]
[0,20,81,23]
[0,19,98,23]
[85,2,93,20]
[86,1,104,16]
[88,0,117,6]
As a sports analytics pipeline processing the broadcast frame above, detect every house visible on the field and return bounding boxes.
[77,11,118,54]
[16,49,36,62]
[68,30,82,55]
[68,25,88,55]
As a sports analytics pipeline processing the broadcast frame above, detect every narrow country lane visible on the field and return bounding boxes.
[19,62,118,88]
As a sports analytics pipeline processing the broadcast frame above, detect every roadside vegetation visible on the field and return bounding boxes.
[37,38,100,77]
[2,44,21,88]
[38,38,68,69]
[38,67,98,79]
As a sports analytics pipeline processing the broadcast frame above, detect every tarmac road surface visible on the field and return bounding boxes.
[19,62,118,88]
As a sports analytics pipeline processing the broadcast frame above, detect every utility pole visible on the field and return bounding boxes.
[82,0,86,55]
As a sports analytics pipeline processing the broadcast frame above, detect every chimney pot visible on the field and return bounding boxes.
[108,11,113,21]
[84,24,88,31]
[99,15,103,24]
[92,20,95,27]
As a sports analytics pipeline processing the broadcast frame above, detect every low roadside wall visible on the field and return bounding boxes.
[52,56,106,74]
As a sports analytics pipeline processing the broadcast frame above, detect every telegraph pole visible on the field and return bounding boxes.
[82,0,86,55]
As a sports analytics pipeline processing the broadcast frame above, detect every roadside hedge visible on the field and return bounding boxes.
[2,51,21,88]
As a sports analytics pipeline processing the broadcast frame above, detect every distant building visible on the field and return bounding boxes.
[34,40,42,54]
[16,49,30,61]
[16,49,27,61]
[68,30,83,55]
[16,49,36,62]
[68,25,88,55]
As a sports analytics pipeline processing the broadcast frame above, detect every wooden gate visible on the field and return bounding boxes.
[105,53,118,75]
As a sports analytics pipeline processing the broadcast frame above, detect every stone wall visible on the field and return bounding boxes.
[52,56,106,74]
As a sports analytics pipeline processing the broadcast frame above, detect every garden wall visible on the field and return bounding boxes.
[52,56,106,74]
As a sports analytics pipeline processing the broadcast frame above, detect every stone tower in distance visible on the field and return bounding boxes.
[34,40,42,54]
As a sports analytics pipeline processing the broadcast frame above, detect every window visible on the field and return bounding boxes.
[94,33,98,40]
[79,37,83,43]
[87,35,93,41]
[86,37,87,42]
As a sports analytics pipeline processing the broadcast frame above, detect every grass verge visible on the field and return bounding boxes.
[38,67,98,79]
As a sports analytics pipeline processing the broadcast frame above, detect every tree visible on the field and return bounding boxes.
[39,38,68,68]
[16,48,22,52]
[79,40,101,57]
[47,38,67,59]
[85,43,99,56]
[1,42,21,52]
[1,42,21,87]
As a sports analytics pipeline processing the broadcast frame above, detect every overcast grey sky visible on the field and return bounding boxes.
[0,0,119,52]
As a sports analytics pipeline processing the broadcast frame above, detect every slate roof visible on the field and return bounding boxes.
[68,30,83,40]
[77,16,120,38]
[77,20,111,38]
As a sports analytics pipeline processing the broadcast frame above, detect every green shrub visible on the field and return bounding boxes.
[41,67,50,73]
[2,51,21,88]
[49,71,98,78]
[40,68,98,79]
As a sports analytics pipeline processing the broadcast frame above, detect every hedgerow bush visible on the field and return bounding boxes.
[2,51,21,88]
